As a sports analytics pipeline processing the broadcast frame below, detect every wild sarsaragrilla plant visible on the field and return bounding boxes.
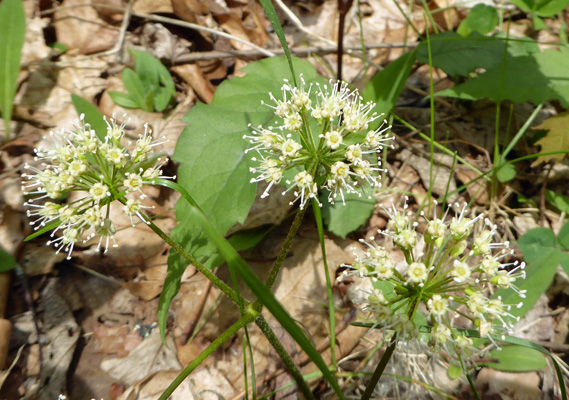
[341,198,526,374]
[21,114,172,259]
[245,76,392,209]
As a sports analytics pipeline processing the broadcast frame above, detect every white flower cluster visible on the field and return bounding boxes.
[22,115,173,259]
[245,76,392,209]
[341,199,526,361]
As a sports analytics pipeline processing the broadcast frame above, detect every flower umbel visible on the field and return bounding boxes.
[341,199,526,362]
[245,76,392,209]
[22,114,173,259]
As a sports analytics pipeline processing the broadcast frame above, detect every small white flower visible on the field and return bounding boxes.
[427,294,449,317]
[451,260,471,283]
[90,182,110,203]
[407,262,428,283]
[124,173,143,193]
[280,139,302,159]
[324,130,343,149]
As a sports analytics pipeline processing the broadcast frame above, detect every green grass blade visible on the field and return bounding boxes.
[189,205,346,399]
[0,0,26,141]
[258,0,297,86]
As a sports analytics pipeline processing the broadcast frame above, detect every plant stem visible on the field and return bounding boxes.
[460,356,481,400]
[264,206,307,290]
[255,315,315,400]
[143,216,242,306]
[158,313,255,400]
[360,340,397,400]
[312,199,337,371]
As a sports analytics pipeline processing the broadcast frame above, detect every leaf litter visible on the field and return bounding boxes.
[1,0,569,399]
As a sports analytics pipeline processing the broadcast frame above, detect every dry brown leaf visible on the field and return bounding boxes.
[172,64,215,104]
[120,280,164,301]
[21,17,51,64]
[38,281,80,400]
[396,149,458,204]
[532,111,569,166]
[100,330,181,386]
[118,366,236,400]
[218,11,263,51]
[54,0,119,54]
[132,0,173,14]
[139,24,192,61]
[93,325,143,357]
[455,167,489,205]
[476,369,542,400]
[171,0,209,22]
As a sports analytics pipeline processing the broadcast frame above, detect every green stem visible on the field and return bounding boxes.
[312,198,337,371]
[360,340,397,400]
[460,356,481,400]
[158,313,255,400]
[143,216,242,306]
[264,206,307,290]
[255,315,315,400]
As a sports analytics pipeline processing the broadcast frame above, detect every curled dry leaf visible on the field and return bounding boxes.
[54,0,119,54]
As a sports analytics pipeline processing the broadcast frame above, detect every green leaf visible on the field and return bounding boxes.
[557,222,569,275]
[535,0,569,16]
[517,227,556,264]
[188,204,346,400]
[0,247,16,272]
[121,68,150,110]
[228,225,272,252]
[131,50,160,89]
[0,0,25,140]
[480,345,547,372]
[321,190,375,238]
[496,162,516,182]
[448,363,463,380]
[71,94,107,141]
[416,32,506,77]
[154,87,172,112]
[546,190,569,214]
[130,50,175,111]
[509,0,535,13]
[108,91,140,109]
[436,48,569,106]
[363,50,416,123]
[163,56,319,339]
[457,4,499,36]
[495,249,559,319]
[557,221,569,249]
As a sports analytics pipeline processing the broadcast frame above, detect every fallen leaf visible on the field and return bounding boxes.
[100,330,181,386]
[132,0,173,14]
[93,325,143,357]
[455,167,489,205]
[532,111,569,166]
[54,0,119,54]
[38,281,80,400]
[475,368,542,399]
[172,64,215,104]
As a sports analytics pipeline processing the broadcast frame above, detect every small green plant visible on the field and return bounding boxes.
[0,0,25,141]
[109,50,176,113]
